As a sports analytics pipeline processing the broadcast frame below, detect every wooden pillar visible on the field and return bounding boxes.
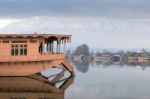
[46,42,49,52]
[49,42,51,52]
[58,38,61,53]
[50,42,52,53]
[41,41,45,54]
[48,42,50,52]
[51,42,53,52]
[64,39,66,52]
[52,42,53,53]
[59,43,61,53]
[56,41,58,53]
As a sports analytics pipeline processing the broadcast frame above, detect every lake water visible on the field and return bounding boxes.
[1,61,150,99]
[66,61,150,99]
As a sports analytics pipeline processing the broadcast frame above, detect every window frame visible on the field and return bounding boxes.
[11,44,28,56]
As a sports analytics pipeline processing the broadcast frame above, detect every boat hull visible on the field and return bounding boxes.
[0,60,63,76]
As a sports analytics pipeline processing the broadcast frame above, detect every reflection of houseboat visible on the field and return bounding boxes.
[125,53,150,62]
[73,55,82,61]
[125,55,138,61]
[137,53,150,62]
[94,55,112,62]
[0,71,74,99]
[0,34,74,76]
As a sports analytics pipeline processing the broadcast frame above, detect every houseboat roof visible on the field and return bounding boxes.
[0,33,71,39]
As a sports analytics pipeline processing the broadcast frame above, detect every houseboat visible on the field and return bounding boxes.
[0,34,74,76]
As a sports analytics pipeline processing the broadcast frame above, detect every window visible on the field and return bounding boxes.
[11,44,27,56]
[11,49,15,56]
[2,40,9,43]
[20,48,24,55]
[23,45,27,55]
[24,49,27,55]
[15,49,18,55]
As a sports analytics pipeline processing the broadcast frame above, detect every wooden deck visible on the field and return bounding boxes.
[0,53,65,63]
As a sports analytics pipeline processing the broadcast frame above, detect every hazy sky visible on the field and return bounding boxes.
[0,0,150,49]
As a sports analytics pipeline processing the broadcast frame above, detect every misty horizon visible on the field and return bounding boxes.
[0,0,150,49]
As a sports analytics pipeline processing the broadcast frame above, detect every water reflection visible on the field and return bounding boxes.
[73,60,90,73]
[72,59,150,73]
[0,72,74,99]
[66,60,150,99]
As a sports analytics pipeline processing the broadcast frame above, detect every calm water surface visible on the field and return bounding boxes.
[1,61,150,99]
[66,62,150,99]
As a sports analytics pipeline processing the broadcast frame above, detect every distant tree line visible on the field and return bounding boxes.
[73,44,90,56]
[67,44,150,57]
